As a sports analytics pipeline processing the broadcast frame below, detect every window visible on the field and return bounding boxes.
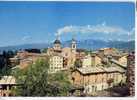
[102,85,104,90]
[95,77,97,83]
[3,93,6,96]
[73,45,75,48]
[95,86,97,92]
[92,86,94,92]
[65,53,68,56]
[88,87,90,92]
[102,77,104,82]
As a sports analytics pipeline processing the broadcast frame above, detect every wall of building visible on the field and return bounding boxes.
[82,55,102,68]
[49,55,63,73]
[118,56,127,66]
[72,70,126,94]
[0,85,15,96]
[94,56,102,66]
[54,44,61,51]
[20,59,33,69]
[82,55,92,67]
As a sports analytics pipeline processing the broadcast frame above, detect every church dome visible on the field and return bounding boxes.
[54,39,61,44]
[72,38,76,42]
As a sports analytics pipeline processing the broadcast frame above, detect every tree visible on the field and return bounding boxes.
[0,50,15,76]
[47,71,72,96]
[12,58,72,96]
[42,48,48,53]
[25,49,41,53]
[74,59,82,68]
[85,49,92,55]
[12,59,49,96]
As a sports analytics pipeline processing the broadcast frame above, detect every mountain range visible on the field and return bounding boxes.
[0,39,135,52]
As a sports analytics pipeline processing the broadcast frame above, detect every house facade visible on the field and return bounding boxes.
[49,54,64,73]
[71,66,126,94]
[82,53,102,68]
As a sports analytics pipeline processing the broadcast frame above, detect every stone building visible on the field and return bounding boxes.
[71,66,126,94]
[127,52,135,96]
[19,58,33,69]
[47,38,77,68]
[11,38,77,71]
[49,54,65,73]
[98,48,119,56]
[118,54,128,66]
[82,53,102,68]
[76,49,86,60]
[17,52,48,69]
[12,38,78,71]
[82,54,92,67]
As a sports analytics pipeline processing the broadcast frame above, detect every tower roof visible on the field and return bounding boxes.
[54,39,61,44]
[72,38,76,42]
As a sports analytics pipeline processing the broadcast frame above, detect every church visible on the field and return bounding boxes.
[47,38,77,68]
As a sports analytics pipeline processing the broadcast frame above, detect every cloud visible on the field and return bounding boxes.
[55,22,134,41]
[56,22,132,36]
[22,35,31,41]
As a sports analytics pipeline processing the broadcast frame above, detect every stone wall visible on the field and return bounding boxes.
[127,52,135,96]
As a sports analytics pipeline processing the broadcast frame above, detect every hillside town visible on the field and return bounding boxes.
[0,38,135,97]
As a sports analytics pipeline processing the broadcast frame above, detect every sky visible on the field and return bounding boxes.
[0,1,135,47]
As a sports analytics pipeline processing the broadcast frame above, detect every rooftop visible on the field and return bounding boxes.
[54,39,61,44]
[76,66,125,75]
[0,76,16,85]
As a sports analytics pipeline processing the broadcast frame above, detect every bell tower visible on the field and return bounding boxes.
[71,38,76,53]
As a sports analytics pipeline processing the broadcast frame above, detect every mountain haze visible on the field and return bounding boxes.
[0,40,135,51]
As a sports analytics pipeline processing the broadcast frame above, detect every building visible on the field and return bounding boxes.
[15,38,77,70]
[0,76,16,96]
[47,38,77,68]
[82,53,102,68]
[19,58,33,69]
[12,38,77,71]
[49,54,64,73]
[9,56,20,67]
[76,49,86,60]
[71,66,126,94]
[118,54,128,66]
[82,54,92,67]
[11,51,49,69]
[98,48,119,56]
[97,48,128,68]
[71,38,77,54]
[18,51,65,73]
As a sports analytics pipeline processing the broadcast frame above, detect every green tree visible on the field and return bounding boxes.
[0,50,15,77]
[42,48,48,53]
[47,71,72,96]
[12,59,49,96]
[85,49,92,55]
[12,58,72,96]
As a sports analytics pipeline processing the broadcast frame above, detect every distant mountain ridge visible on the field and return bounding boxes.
[0,43,50,51]
[62,39,135,51]
[0,39,135,51]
